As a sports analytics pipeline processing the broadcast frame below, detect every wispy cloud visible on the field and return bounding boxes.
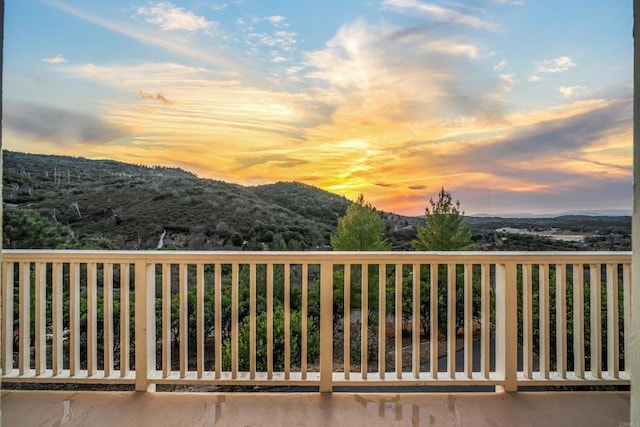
[42,54,67,64]
[43,0,246,75]
[559,85,587,98]
[535,56,576,74]
[381,0,499,31]
[234,154,308,171]
[211,3,228,11]
[249,30,297,49]
[494,59,506,71]
[421,39,478,58]
[139,88,174,104]
[526,56,576,85]
[304,18,511,144]
[266,15,287,27]
[497,73,515,93]
[420,97,631,180]
[238,15,297,64]
[135,1,213,32]
[246,15,289,27]
[4,102,128,146]
[493,0,524,4]
[59,61,328,157]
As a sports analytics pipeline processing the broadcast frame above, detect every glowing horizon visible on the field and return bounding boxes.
[3,1,632,216]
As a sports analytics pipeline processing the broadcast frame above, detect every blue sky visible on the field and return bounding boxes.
[3,0,633,215]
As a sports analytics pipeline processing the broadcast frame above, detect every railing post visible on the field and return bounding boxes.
[1,262,14,375]
[135,260,156,392]
[18,262,30,376]
[495,262,518,392]
[319,262,333,393]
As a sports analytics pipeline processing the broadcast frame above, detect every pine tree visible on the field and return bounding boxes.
[331,194,391,251]
[412,187,473,251]
[3,208,77,249]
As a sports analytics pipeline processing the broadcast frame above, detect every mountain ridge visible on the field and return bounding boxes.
[3,151,362,250]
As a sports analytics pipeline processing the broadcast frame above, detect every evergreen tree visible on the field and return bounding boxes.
[3,208,77,249]
[330,194,391,251]
[412,187,473,251]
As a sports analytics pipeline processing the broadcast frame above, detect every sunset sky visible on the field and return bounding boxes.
[3,0,632,216]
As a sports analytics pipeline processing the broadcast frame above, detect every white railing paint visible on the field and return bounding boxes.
[0,250,631,392]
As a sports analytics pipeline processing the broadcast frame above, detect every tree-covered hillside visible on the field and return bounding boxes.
[3,151,630,251]
[3,151,353,250]
[250,181,350,228]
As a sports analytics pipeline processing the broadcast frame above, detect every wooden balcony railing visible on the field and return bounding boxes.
[1,250,631,392]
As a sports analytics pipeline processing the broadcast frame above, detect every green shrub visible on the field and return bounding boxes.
[221,305,320,372]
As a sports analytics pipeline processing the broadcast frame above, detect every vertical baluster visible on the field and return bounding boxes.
[447,263,456,379]
[522,264,533,378]
[430,264,438,378]
[104,263,114,377]
[394,264,401,378]
[556,264,566,378]
[162,264,171,378]
[267,263,274,379]
[196,263,205,378]
[319,262,334,393]
[120,264,130,377]
[231,263,239,378]
[606,263,619,378]
[134,261,156,392]
[52,263,63,375]
[463,264,472,379]
[480,264,490,379]
[69,263,80,376]
[214,263,222,379]
[361,264,368,379]
[411,263,420,379]
[18,262,30,375]
[539,264,549,379]
[284,264,291,379]
[249,263,257,379]
[590,264,602,378]
[87,262,97,377]
[378,263,386,379]
[34,262,46,375]
[2,262,14,374]
[343,264,350,380]
[623,263,631,374]
[179,263,188,378]
[302,263,309,379]
[573,263,585,378]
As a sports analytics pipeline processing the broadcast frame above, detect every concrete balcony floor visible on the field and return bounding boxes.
[0,390,630,427]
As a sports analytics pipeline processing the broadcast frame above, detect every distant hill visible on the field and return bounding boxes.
[464,215,630,251]
[471,209,631,218]
[3,151,358,250]
[250,181,350,229]
[2,151,630,251]
[465,215,631,233]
